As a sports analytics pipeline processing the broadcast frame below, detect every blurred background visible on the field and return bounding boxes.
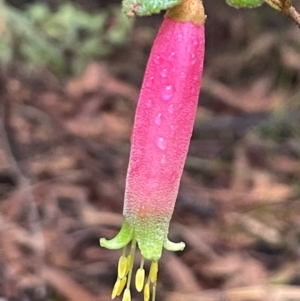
[0,0,300,301]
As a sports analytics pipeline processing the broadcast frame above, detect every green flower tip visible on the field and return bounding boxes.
[164,238,185,251]
[100,221,133,250]
[100,219,185,301]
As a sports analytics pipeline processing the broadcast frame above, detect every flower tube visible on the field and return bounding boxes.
[100,1,205,300]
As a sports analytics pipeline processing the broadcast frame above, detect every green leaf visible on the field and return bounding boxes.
[226,0,264,8]
[122,0,182,17]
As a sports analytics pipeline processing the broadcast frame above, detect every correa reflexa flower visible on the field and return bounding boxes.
[100,0,205,300]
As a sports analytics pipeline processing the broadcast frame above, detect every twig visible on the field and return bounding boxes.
[166,284,300,301]
[265,0,300,27]
[0,77,46,297]
[287,6,300,27]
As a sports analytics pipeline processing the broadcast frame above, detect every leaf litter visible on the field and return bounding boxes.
[1,1,300,301]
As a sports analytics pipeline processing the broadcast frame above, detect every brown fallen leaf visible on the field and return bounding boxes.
[45,266,105,301]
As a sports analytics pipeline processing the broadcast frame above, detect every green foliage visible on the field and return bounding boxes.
[258,109,299,142]
[0,2,133,74]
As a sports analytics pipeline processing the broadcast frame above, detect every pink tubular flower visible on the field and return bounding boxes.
[100,1,206,300]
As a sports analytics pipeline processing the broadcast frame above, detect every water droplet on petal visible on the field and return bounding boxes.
[146,76,154,88]
[162,85,174,101]
[161,154,166,164]
[193,74,199,81]
[155,113,162,126]
[146,99,153,108]
[168,51,176,61]
[154,55,160,64]
[191,53,196,64]
[168,125,175,137]
[157,137,166,150]
[168,104,174,114]
[160,68,167,78]
[180,71,186,78]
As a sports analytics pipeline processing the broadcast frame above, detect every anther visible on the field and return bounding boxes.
[122,288,131,301]
[149,261,158,283]
[117,277,127,296]
[135,268,145,292]
[118,256,128,279]
[111,278,121,299]
[144,283,150,301]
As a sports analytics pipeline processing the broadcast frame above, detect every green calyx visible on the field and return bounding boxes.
[100,221,133,249]
[100,219,185,261]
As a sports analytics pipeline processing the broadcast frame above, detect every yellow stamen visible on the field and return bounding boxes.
[149,261,158,283]
[126,254,132,276]
[111,240,160,301]
[135,268,145,292]
[117,277,127,296]
[118,255,128,279]
[122,288,131,301]
[126,240,136,289]
[144,283,150,301]
[152,281,157,301]
[111,278,121,299]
